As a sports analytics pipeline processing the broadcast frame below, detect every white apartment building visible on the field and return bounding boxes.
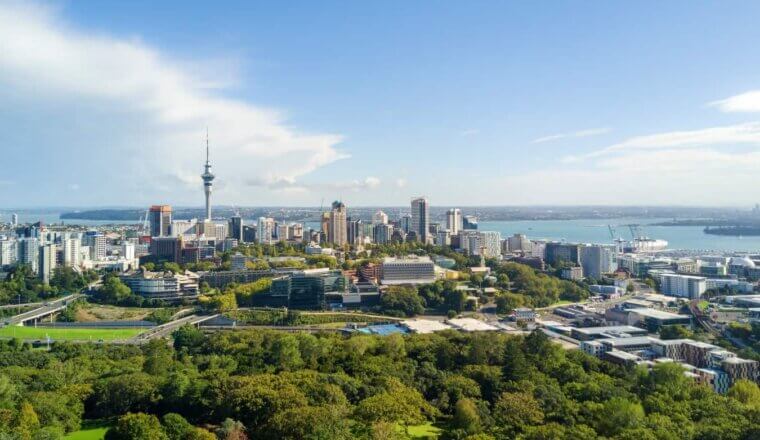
[62,237,81,267]
[446,208,462,235]
[380,255,436,285]
[0,237,16,266]
[257,217,275,244]
[660,273,707,299]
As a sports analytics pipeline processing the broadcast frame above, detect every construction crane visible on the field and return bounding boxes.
[140,208,149,235]
[628,224,643,240]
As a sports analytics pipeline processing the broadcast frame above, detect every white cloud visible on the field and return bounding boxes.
[710,90,760,113]
[246,176,381,193]
[499,122,760,206]
[531,127,610,144]
[565,122,760,162]
[459,129,479,136]
[395,178,407,188]
[0,2,346,204]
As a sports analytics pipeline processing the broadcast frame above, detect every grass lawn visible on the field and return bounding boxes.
[0,326,144,341]
[397,422,442,439]
[63,421,110,440]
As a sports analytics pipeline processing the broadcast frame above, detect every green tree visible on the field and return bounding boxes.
[492,392,543,437]
[94,275,133,304]
[658,325,693,340]
[451,398,482,435]
[495,293,524,314]
[161,413,193,440]
[173,325,206,353]
[727,379,760,409]
[379,286,424,317]
[14,402,40,440]
[595,397,645,437]
[105,413,168,440]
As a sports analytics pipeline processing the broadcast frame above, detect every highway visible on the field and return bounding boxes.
[130,314,220,342]
[4,294,82,326]
[0,302,43,310]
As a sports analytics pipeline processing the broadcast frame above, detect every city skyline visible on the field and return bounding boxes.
[4,1,760,207]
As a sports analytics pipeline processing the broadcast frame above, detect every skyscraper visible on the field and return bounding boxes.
[373,210,388,225]
[463,215,478,230]
[11,213,17,226]
[62,237,81,267]
[446,208,462,235]
[201,132,215,221]
[410,197,429,243]
[257,217,275,244]
[38,243,56,284]
[149,205,172,237]
[229,215,243,241]
[328,201,347,246]
[347,217,363,245]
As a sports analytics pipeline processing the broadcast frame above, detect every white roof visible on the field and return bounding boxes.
[402,319,453,334]
[447,318,499,332]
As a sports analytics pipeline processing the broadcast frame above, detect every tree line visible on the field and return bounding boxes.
[0,327,758,439]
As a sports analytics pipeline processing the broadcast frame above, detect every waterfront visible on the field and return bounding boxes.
[480,218,760,253]
[3,210,760,253]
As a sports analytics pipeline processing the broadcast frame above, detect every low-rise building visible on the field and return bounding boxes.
[120,270,199,301]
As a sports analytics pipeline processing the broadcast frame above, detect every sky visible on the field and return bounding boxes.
[3,0,760,208]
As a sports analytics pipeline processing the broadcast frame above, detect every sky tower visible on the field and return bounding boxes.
[201,130,215,220]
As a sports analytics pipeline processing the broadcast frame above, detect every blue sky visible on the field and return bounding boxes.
[3,0,760,207]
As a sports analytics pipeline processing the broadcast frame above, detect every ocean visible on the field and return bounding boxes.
[478,218,760,253]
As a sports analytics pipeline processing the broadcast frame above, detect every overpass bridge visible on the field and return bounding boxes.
[4,294,83,326]
[130,314,220,342]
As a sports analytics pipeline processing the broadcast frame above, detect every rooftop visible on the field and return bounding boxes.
[572,325,647,335]
[598,336,654,346]
[629,308,690,320]
[402,319,453,334]
[447,318,499,332]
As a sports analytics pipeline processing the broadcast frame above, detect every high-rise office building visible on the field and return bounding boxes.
[328,201,348,246]
[62,237,81,267]
[446,208,462,235]
[373,224,393,244]
[18,238,39,273]
[545,242,581,267]
[122,242,136,260]
[149,205,172,237]
[373,210,388,225]
[11,213,17,226]
[170,219,196,237]
[479,231,502,258]
[150,236,183,263]
[400,214,412,233]
[410,197,429,243]
[463,215,478,230]
[0,237,16,266]
[257,217,275,244]
[580,244,618,279]
[229,215,243,241]
[201,132,215,221]
[347,218,363,245]
[436,230,451,246]
[91,233,107,260]
[38,244,57,283]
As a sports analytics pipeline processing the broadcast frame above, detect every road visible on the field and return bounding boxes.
[5,294,82,326]
[688,299,749,350]
[130,314,220,342]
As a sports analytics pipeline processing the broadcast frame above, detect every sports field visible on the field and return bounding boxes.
[63,421,110,440]
[0,326,144,341]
